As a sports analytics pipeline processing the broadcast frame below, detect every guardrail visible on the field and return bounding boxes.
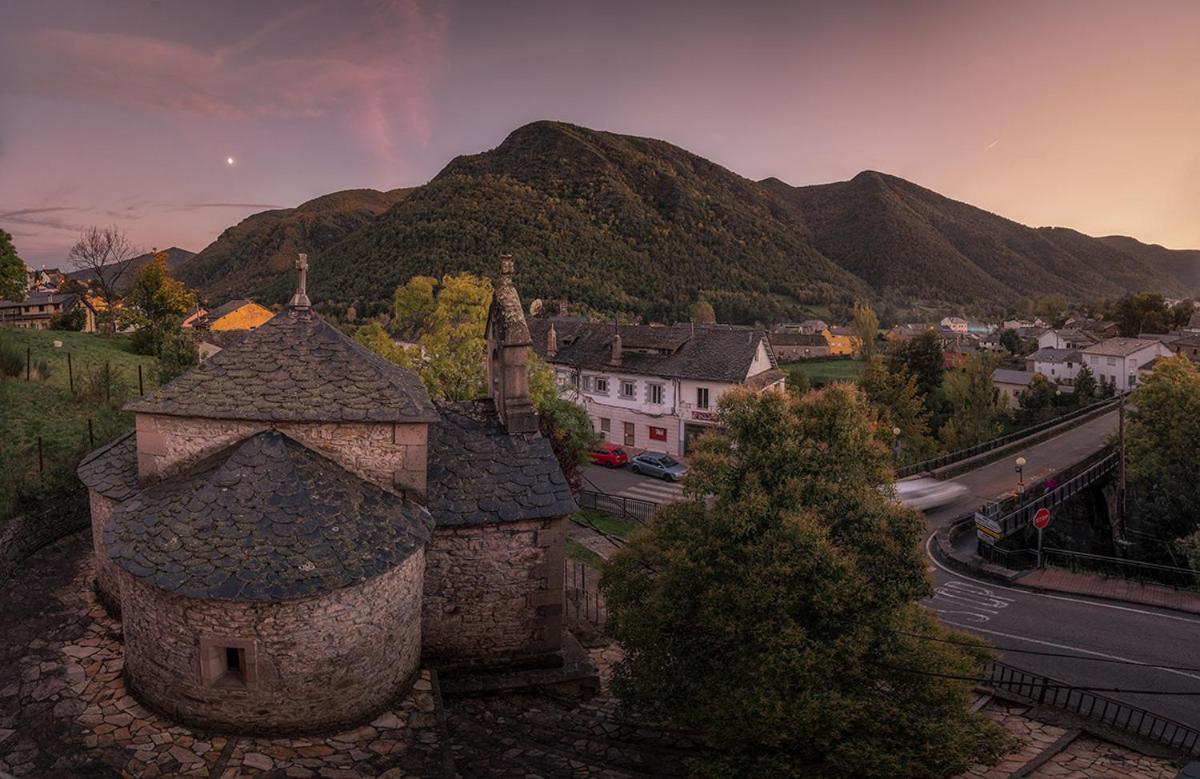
[993,452,1118,537]
[578,489,658,524]
[977,543,1200,591]
[983,660,1200,756]
[897,395,1122,479]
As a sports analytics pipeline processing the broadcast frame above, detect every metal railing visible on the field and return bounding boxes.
[979,543,1200,591]
[897,396,1122,478]
[983,661,1200,756]
[995,453,1118,536]
[578,489,658,524]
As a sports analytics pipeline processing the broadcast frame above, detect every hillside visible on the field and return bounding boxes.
[177,188,411,305]
[179,121,1200,322]
[1097,235,1200,294]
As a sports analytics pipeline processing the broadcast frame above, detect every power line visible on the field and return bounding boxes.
[867,661,1200,696]
[897,630,1200,673]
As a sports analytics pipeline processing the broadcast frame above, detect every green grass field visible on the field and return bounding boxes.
[0,329,161,521]
[783,359,866,387]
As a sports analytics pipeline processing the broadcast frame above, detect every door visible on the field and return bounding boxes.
[623,421,635,447]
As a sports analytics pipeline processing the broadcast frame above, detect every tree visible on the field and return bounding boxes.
[602,386,1009,777]
[859,356,937,464]
[1106,292,1170,337]
[1015,373,1059,425]
[1126,356,1200,549]
[851,301,879,360]
[50,306,87,331]
[0,229,26,302]
[126,252,196,357]
[67,226,139,329]
[999,328,1021,355]
[689,299,716,324]
[158,328,199,384]
[1073,363,1097,402]
[887,330,944,404]
[940,355,1008,450]
[392,275,439,338]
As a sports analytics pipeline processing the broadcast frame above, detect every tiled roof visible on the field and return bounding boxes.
[126,309,439,423]
[1082,338,1162,358]
[203,298,252,321]
[770,332,827,347]
[427,399,576,527]
[993,369,1035,386]
[530,320,767,384]
[77,432,139,501]
[744,367,786,390]
[104,431,432,602]
[1030,348,1081,364]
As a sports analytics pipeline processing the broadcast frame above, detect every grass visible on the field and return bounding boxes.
[565,509,641,566]
[0,329,161,522]
[566,537,606,567]
[783,358,865,387]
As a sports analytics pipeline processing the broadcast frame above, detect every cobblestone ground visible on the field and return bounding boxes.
[0,532,444,778]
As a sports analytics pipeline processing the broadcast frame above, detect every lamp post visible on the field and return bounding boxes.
[891,426,901,462]
[1015,456,1027,494]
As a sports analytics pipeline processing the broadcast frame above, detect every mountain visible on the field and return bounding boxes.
[177,188,411,305]
[1096,235,1200,294]
[179,121,1200,322]
[68,246,195,293]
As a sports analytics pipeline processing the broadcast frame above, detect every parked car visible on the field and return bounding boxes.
[588,443,630,468]
[893,477,968,511]
[630,452,688,482]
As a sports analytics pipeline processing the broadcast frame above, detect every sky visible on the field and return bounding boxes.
[2,0,1198,267]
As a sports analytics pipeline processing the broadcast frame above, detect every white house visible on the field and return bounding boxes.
[529,320,785,456]
[1025,348,1082,385]
[940,316,969,334]
[1080,338,1173,392]
[992,368,1035,409]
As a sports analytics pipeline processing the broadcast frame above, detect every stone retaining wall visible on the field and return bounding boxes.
[86,489,121,606]
[422,517,566,669]
[0,489,88,586]
[119,551,426,733]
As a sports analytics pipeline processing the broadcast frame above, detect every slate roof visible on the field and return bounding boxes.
[1082,338,1162,358]
[1029,347,1081,364]
[104,431,432,602]
[202,298,253,321]
[529,320,769,383]
[770,332,828,347]
[427,399,576,527]
[993,368,1035,386]
[125,309,439,423]
[77,432,140,502]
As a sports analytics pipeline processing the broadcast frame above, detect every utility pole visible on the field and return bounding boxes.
[1117,392,1127,537]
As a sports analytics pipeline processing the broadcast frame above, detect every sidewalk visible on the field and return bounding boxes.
[1016,566,1200,615]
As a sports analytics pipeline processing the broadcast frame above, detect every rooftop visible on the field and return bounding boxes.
[125,308,439,423]
[1029,347,1081,363]
[1082,337,1163,357]
[104,431,432,602]
[993,368,1035,386]
[77,432,139,502]
[201,298,254,321]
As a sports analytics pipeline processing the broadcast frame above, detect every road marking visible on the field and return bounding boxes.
[620,481,683,502]
[924,533,1200,626]
[927,580,1014,622]
[944,622,1200,684]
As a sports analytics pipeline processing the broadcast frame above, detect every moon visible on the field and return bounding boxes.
[226,156,236,166]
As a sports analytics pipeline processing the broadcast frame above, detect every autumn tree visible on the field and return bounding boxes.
[602,386,1009,777]
[392,275,439,338]
[940,354,1008,450]
[126,252,196,356]
[851,300,879,360]
[689,299,716,324]
[1015,373,1060,425]
[0,229,25,302]
[859,356,938,464]
[887,330,944,405]
[68,226,139,329]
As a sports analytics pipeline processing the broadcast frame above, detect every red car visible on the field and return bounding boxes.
[588,443,630,468]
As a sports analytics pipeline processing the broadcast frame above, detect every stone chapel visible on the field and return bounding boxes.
[76,256,576,733]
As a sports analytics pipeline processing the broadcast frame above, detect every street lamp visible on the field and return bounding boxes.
[891,426,901,461]
[1015,456,1027,493]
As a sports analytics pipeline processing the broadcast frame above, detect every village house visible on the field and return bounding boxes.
[1037,328,1099,351]
[0,290,93,330]
[1080,337,1173,392]
[1183,310,1200,335]
[76,255,578,734]
[1025,347,1082,385]
[184,299,274,332]
[939,316,968,334]
[886,323,935,342]
[770,331,829,360]
[1172,334,1200,363]
[826,325,860,356]
[992,368,1036,409]
[529,319,785,456]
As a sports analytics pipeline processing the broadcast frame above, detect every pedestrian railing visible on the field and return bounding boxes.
[994,452,1119,537]
[978,543,1200,592]
[983,661,1200,756]
[578,489,658,524]
[897,395,1122,479]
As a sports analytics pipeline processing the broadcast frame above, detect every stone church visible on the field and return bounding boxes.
[77,256,576,733]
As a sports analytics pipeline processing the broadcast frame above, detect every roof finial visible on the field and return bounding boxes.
[290,253,311,310]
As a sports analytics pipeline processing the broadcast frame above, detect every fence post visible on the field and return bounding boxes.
[105,361,111,405]
[138,364,144,396]
[37,436,44,480]
[26,346,31,381]
[88,418,94,449]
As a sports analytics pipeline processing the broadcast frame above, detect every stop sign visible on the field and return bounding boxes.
[1032,507,1052,530]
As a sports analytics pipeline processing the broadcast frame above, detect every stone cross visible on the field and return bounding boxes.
[290,253,311,309]
[499,254,514,280]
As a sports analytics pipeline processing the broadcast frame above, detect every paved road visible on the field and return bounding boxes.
[921,410,1200,729]
[580,462,683,505]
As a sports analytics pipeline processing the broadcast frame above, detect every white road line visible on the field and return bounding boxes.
[622,484,682,502]
[944,622,1200,684]
[924,533,1200,626]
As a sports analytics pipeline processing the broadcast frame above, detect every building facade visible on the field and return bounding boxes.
[1080,338,1173,392]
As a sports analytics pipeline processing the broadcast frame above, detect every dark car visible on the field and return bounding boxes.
[630,452,688,481]
[588,443,630,468]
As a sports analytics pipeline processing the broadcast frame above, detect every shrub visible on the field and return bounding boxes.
[0,339,22,378]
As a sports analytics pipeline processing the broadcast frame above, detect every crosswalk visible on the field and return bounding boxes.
[616,478,683,505]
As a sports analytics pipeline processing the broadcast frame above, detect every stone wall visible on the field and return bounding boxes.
[0,489,88,587]
[134,414,428,497]
[422,517,566,669]
[118,551,426,733]
[87,490,121,607]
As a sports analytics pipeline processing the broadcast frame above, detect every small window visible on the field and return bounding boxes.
[582,375,594,392]
[649,426,667,442]
[199,637,256,689]
[620,380,636,398]
[649,384,664,404]
[594,377,609,394]
[1107,357,1116,366]
[600,417,611,433]
[696,387,709,409]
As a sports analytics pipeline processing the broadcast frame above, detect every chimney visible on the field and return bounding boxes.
[610,332,622,366]
[546,322,558,358]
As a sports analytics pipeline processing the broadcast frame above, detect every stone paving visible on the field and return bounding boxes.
[0,532,445,778]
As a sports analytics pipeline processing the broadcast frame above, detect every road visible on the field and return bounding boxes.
[585,410,1200,728]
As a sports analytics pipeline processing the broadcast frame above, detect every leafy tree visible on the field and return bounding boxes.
[689,299,716,324]
[859,356,938,464]
[1016,373,1059,425]
[158,328,199,384]
[851,300,879,360]
[126,252,196,357]
[1126,356,1200,549]
[1106,292,1170,336]
[887,330,944,405]
[0,229,26,302]
[999,328,1021,355]
[392,275,439,338]
[50,306,87,331]
[1073,363,1097,402]
[940,355,1008,450]
[602,385,1009,777]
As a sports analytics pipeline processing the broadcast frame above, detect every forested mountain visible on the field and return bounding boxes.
[1097,235,1200,294]
[178,121,1200,322]
[178,188,411,304]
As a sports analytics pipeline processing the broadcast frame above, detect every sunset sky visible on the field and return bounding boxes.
[2,0,1198,267]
